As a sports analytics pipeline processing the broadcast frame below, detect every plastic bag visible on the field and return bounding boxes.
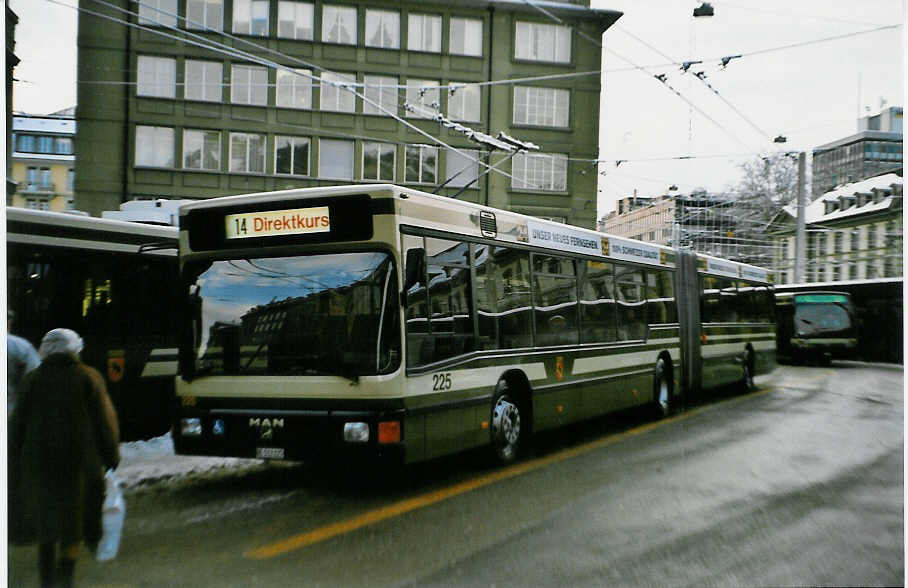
[96,469,125,561]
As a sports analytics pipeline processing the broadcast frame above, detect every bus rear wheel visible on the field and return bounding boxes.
[490,382,522,465]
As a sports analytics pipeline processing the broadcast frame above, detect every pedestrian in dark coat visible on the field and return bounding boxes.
[9,328,120,588]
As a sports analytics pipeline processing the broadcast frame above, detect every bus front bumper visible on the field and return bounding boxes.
[173,407,407,464]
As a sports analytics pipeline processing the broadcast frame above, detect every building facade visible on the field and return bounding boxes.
[9,112,77,211]
[75,0,620,227]
[769,173,903,284]
[811,107,903,199]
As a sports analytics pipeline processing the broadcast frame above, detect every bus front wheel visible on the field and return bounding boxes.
[490,382,523,465]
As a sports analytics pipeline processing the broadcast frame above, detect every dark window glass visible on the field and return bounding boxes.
[480,246,532,349]
[187,252,400,377]
[615,266,646,340]
[532,254,578,346]
[579,260,617,343]
[701,276,737,323]
[645,270,677,325]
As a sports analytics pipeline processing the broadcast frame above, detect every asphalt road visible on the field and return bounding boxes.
[9,362,904,587]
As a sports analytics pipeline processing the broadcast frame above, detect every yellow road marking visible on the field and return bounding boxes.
[245,388,769,560]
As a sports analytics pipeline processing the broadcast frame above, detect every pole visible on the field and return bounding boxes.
[794,151,807,283]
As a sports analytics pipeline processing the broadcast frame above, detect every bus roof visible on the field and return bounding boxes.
[178,184,772,281]
[6,206,178,255]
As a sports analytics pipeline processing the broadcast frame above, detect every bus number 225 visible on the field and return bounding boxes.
[432,372,452,391]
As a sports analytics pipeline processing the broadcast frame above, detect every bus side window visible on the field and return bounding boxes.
[615,266,646,340]
[579,260,616,344]
[532,254,578,347]
[426,239,474,363]
[492,247,532,349]
[645,270,676,325]
[404,240,431,367]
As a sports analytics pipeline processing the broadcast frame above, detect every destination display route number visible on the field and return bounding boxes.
[225,206,331,240]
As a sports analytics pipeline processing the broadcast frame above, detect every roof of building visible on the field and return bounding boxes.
[12,114,76,135]
[778,173,902,225]
[813,129,902,152]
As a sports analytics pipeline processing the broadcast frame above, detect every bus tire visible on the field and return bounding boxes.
[742,348,756,392]
[653,356,673,418]
[490,380,523,465]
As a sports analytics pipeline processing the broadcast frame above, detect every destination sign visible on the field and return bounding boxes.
[225,206,330,240]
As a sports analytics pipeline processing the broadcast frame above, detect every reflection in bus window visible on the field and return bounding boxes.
[477,246,532,349]
[532,254,578,347]
[737,281,774,323]
[615,266,646,340]
[701,276,738,323]
[646,270,677,325]
[579,260,617,343]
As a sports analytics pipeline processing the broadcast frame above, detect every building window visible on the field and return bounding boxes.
[36,136,54,154]
[867,224,877,249]
[322,5,357,45]
[277,1,314,40]
[187,0,223,30]
[39,167,52,189]
[363,75,397,116]
[67,169,74,191]
[233,0,270,36]
[319,71,356,112]
[185,60,223,102]
[834,231,843,254]
[183,129,221,171]
[405,145,438,184]
[276,69,312,109]
[229,132,265,173]
[231,64,268,106]
[25,167,37,189]
[449,17,482,56]
[447,83,480,122]
[512,152,567,192]
[138,0,177,27]
[17,135,34,152]
[445,148,480,188]
[137,56,176,98]
[513,86,569,128]
[55,137,73,155]
[274,136,310,176]
[405,79,440,119]
[365,9,399,49]
[515,21,571,63]
[25,198,49,211]
[407,13,441,53]
[363,142,396,181]
[318,138,354,179]
[135,126,174,168]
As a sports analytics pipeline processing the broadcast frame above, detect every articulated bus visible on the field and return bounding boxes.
[6,207,180,440]
[174,185,775,465]
[775,292,857,363]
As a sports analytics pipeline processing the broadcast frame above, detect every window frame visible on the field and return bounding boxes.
[449,17,483,57]
[230,64,269,106]
[182,128,221,171]
[365,9,400,49]
[512,85,570,128]
[135,125,175,168]
[322,4,358,45]
[319,71,357,113]
[318,138,354,180]
[233,0,270,36]
[514,20,572,64]
[186,0,223,30]
[276,68,313,110]
[277,1,314,40]
[405,79,440,119]
[405,144,438,185]
[511,152,568,192]
[137,55,177,99]
[228,131,266,174]
[362,141,397,182]
[184,60,223,102]
[407,13,441,53]
[362,75,398,116]
[274,135,311,176]
[447,83,481,123]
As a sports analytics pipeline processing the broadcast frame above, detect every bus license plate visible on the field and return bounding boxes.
[256,447,284,460]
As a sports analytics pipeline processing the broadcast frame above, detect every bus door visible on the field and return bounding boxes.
[673,249,702,402]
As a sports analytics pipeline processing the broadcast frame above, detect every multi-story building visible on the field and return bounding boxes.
[6,0,19,200]
[75,0,621,228]
[811,106,903,199]
[9,111,77,211]
[600,194,675,244]
[769,173,903,284]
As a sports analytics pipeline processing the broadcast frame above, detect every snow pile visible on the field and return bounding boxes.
[117,433,264,492]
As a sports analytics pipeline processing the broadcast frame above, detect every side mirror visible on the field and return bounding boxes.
[403,248,426,292]
[401,248,426,307]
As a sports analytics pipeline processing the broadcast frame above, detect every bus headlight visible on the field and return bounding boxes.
[181,418,203,436]
[344,422,370,443]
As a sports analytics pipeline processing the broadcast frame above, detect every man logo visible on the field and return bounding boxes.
[601,237,610,256]
[249,417,284,440]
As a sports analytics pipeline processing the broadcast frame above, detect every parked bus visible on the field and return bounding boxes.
[6,207,180,440]
[775,278,902,363]
[775,292,856,363]
[174,185,775,465]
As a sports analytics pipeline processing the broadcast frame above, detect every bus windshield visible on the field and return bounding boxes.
[185,252,400,378]
[794,301,851,334]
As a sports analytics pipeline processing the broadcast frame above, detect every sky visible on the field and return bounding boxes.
[8,0,904,219]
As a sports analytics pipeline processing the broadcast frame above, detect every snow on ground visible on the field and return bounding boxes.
[117,433,264,492]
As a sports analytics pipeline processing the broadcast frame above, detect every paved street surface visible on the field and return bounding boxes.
[8,363,903,587]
